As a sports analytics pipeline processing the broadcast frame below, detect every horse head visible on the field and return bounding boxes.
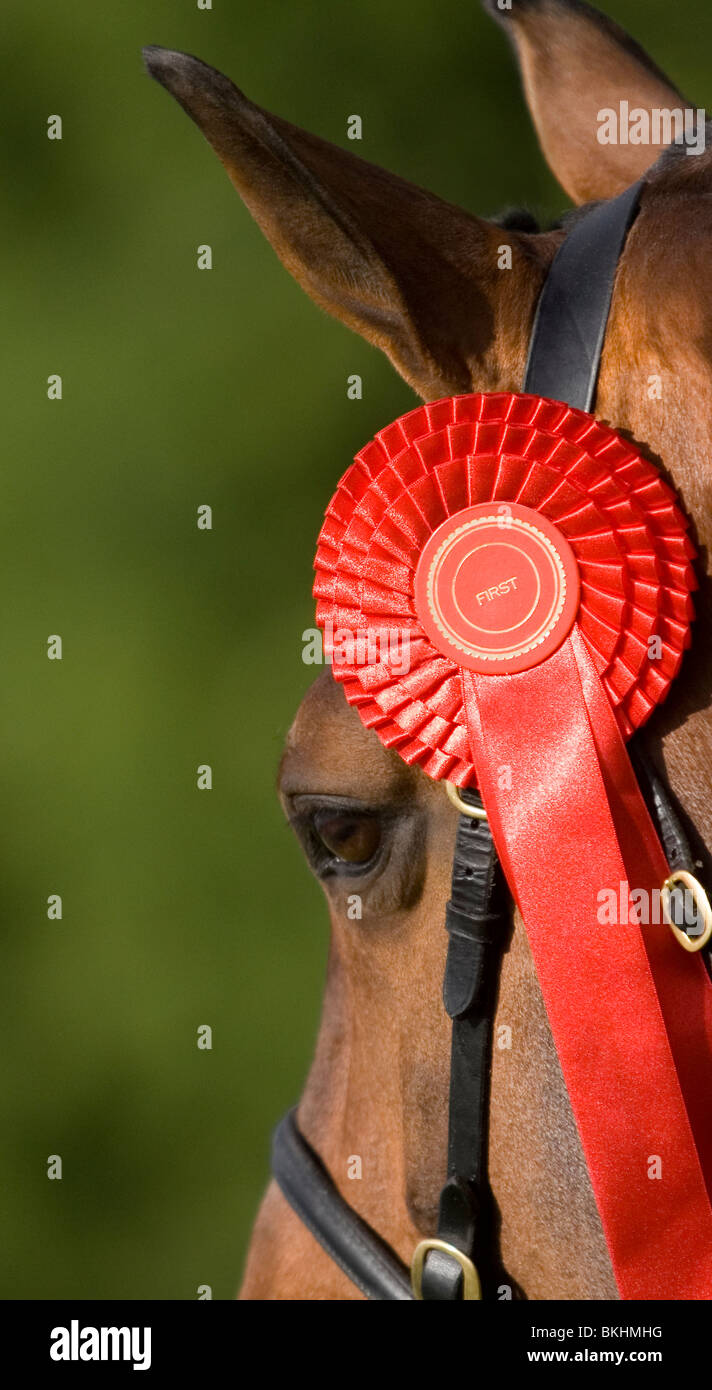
[145,0,712,1299]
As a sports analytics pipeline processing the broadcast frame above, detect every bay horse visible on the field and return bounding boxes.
[144,0,712,1299]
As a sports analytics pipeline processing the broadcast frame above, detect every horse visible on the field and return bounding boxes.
[144,0,712,1299]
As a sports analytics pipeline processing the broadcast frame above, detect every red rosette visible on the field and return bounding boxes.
[313,392,696,787]
[312,392,712,1300]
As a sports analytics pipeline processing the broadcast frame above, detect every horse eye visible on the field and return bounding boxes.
[312,809,381,866]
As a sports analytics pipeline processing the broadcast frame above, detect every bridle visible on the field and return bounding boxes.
[270,179,712,1300]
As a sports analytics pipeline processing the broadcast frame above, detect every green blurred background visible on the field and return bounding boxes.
[3,0,710,1299]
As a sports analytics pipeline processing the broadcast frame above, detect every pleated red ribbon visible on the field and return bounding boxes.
[314,391,712,1299]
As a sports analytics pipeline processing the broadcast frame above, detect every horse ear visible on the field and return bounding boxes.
[143,46,548,401]
[483,0,695,204]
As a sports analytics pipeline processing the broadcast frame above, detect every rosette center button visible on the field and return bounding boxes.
[414,502,581,675]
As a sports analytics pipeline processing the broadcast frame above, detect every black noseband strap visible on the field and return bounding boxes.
[524,179,644,411]
[271,1108,413,1300]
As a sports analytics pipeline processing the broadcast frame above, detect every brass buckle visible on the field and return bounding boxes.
[445,782,488,821]
[661,870,712,953]
[410,1238,482,1300]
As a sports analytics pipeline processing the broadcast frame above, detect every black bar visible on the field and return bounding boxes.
[6,1297,704,1375]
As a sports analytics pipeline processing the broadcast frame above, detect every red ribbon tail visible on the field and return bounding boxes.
[462,631,712,1300]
